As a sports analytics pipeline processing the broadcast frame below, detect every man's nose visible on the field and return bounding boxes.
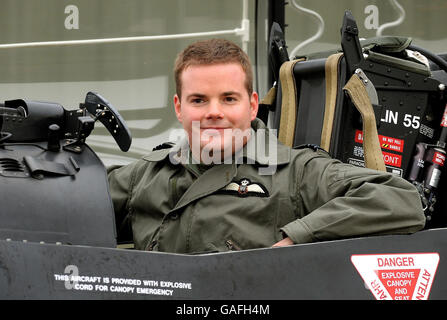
[205,100,224,119]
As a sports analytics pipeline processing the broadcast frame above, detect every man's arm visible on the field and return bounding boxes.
[279,150,426,245]
[107,162,138,242]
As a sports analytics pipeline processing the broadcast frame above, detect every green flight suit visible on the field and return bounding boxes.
[108,119,425,253]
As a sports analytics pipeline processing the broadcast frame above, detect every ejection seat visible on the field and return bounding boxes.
[263,14,447,228]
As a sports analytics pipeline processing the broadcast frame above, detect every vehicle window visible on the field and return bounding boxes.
[284,0,447,58]
[0,0,255,166]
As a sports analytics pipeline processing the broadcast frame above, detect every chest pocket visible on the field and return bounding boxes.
[188,191,288,251]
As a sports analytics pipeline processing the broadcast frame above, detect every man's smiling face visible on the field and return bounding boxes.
[174,62,258,159]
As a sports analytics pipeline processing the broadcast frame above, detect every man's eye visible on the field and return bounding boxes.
[224,96,237,103]
[191,98,205,104]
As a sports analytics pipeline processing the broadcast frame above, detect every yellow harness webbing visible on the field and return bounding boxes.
[343,74,386,172]
[320,53,344,152]
[259,86,277,106]
[277,59,304,147]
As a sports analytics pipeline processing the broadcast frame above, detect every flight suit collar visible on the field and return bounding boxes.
[241,118,290,166]
[172,163,237,211]
[142,119,291,212]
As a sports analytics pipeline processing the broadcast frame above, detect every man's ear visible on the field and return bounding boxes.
[250,92,259,121]
[174,94,182,123]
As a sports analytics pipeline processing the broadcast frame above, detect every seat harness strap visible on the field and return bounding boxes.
[343,73,386,172]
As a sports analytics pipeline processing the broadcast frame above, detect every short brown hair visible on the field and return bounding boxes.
[174,38,253,98]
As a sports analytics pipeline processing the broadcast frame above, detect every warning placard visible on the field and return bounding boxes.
[382,150,402,168]
[433,151,446,166]
[355,130,404,153]
[441,104,447,127]
[351,253,439,300]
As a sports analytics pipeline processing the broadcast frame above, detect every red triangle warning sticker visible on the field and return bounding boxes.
[376,268,420,299]
[351,253,439,300]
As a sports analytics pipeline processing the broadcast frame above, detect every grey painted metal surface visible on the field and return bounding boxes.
[0,228,446,300]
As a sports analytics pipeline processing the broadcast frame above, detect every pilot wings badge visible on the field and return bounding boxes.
[219,178,269,197]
